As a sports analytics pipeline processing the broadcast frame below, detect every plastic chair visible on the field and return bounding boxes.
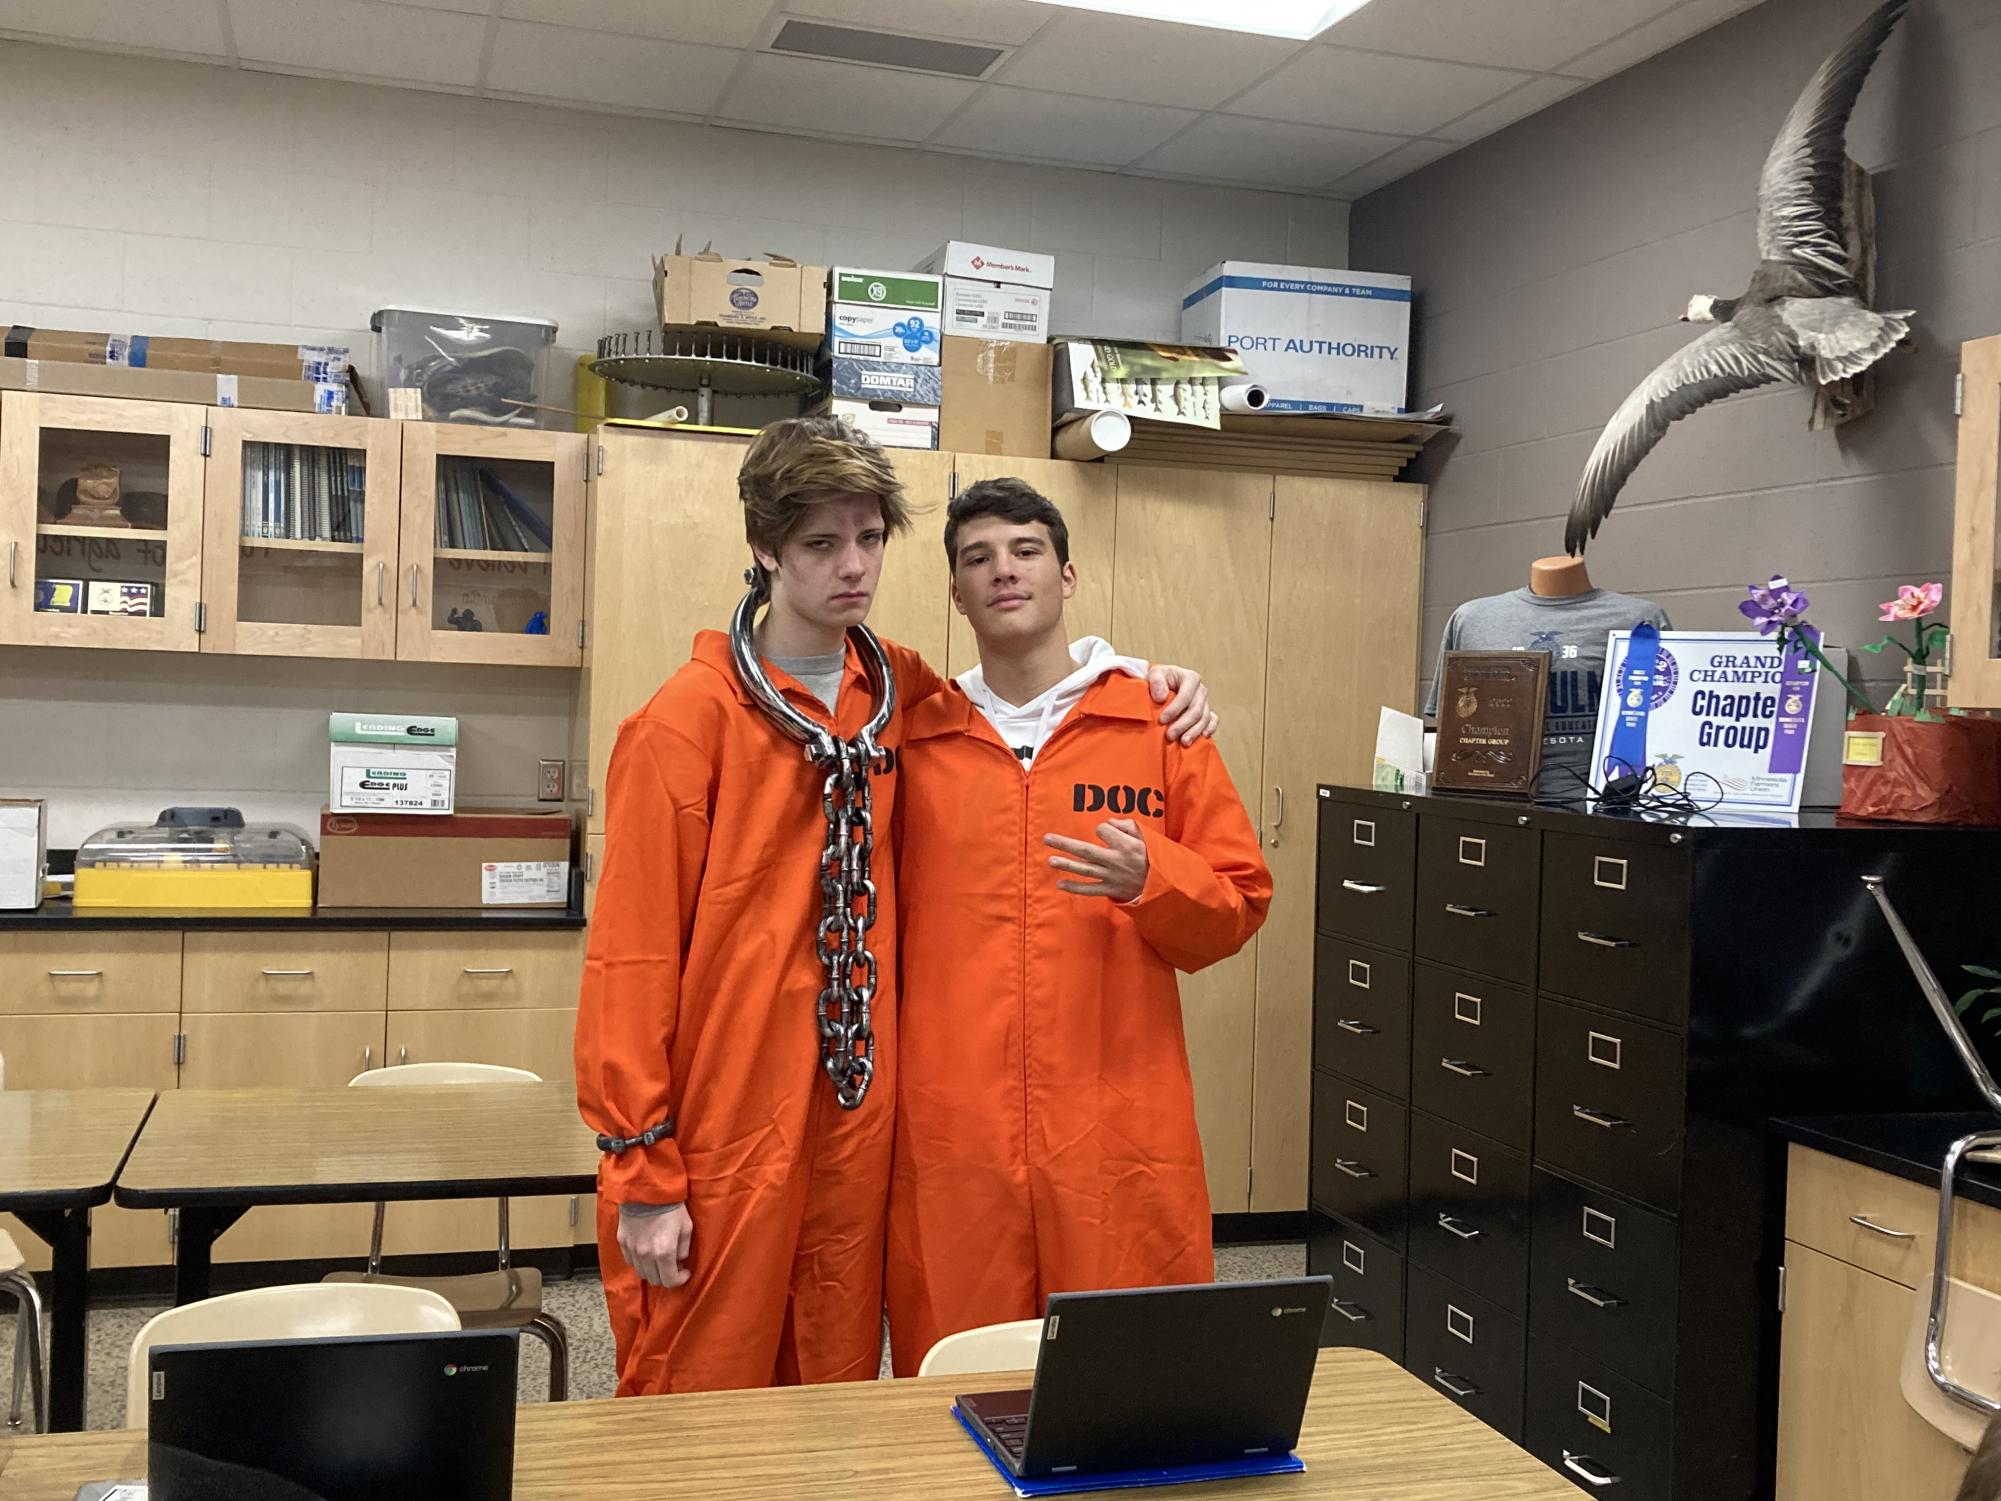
[0,1229,45,1432]
[126,1282,458,1431]
[917,1318,1045,1378]
[321,1061,569,1401]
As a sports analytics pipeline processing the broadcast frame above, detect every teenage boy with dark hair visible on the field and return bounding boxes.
[885,474,1272,1376]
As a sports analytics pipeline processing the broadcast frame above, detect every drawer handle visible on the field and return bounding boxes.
[1440,1058,1490,1078]
[1432,1368,1479,1399]
[1333,1159,1375,1179]
[1848,1213,1917,1241]
[1341,880,1386,894]
[1438,1214,1482,1241]
[260,969,315,977]
[1561,1452,1623,1488]
[1577,931,1636,949]
[1444,903,1493,919]
[462,967,516,976]
[1572,1106,1633,1130]
[1335,1019,1379,1036]
[1567,1278,1625,1309]
[46,969,103,978]
[1329,1299,1371,1323]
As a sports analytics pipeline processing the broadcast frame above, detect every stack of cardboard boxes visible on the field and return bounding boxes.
[0,327,353,413]
[820,267,946,450]
[920,241,1056,461]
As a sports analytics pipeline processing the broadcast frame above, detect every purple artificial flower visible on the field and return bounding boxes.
[1739,574,1811,636]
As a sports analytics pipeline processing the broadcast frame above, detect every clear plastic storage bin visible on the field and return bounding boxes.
[371,307,559,429]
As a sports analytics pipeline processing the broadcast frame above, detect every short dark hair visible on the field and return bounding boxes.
[945,477,1070,568]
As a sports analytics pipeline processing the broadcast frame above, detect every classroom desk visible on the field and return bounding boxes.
[112,1083,597,1305]
[0,1347,1579,1499]
[0,1089,156,1433]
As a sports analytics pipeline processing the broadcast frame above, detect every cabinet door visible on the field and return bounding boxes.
[386,931,583,1011]
[200,409,402,659]
[380,1007,579,1255]
[0,1013,179,1270]
[398,422,586,666]
[868,449,953,675]
[945,455,1117,677]
[0,392,206,650]
[1776,1242,1969,1501]
[1110,465,1274,1212]
[1253,478,1423,1211]
[1950,333,2001,708]
[178,1011,385,1264]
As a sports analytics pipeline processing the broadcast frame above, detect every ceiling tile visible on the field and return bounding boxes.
[1319,0,1681,72]
[500,0,770,46]
[1228,46,1528,136]
[997,11,1298,110]
[0,0,227,56]
[716,53,978,142]
[784,0,1052,46]
[231,0,487,85]
[1431,74,1586,142]
[1329,136,1461,196]
[486,21,737,114]
[1559,0,1750,78]
[1136,114,1403,191]
[932,87,1198,168]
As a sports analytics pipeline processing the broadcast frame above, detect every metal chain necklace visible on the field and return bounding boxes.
[728,576,897,1110]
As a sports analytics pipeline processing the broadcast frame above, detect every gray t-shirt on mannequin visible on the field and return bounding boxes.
[1424,588,1673,788]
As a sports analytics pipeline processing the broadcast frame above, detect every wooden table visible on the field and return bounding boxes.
[0,1347,1578,1499]
[0,1089,155,1434]
[113,1083,597,1305]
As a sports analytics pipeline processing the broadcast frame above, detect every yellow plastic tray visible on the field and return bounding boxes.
[72,868,314,909]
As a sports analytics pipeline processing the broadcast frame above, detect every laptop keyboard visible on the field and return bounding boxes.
[983,1410,1029,1462]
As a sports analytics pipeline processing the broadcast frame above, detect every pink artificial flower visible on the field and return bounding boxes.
[1879,582,1943,622]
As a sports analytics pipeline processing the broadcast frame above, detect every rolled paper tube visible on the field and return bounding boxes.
[1220,380,1268,413]
[646,406,691,425]
[1052,408,1133,460]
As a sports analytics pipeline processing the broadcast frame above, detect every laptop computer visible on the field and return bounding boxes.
[954,1277,1331,1489]
[90,1329,518,1501]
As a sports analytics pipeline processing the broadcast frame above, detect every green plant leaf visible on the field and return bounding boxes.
[1965,966,2001,981]
[1855,638,1895,656]
[1983,1007,2001,1024]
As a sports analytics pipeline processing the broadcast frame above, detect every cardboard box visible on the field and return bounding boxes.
[653,253,827,346]
[0,800,46,911]
[825,397,939,451]
[0,357,347,413]
[939,337,1052,459]
[6,327,350,381]
[827,305,943,365]
[1180,261,1412,415]
[328,712,458,816]
[918,241,1057,289]
[916,242,1054,343]
[830,268,943,313]
[822,355,943,407]
[317,807,573,908]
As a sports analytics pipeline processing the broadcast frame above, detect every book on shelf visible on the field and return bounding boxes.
[240,443,365,545]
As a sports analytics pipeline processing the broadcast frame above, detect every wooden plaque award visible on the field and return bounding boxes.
[1434,650,1550,796]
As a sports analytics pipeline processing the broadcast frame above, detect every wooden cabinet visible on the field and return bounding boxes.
[385,931,583,1011]
[1951,333,2001,708]
[868,449,954,673]
[182,932,390,1014]
[0,392,206,650]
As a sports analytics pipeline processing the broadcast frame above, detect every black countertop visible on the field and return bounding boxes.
[0,899,586,931]
[1774,1112,2001,1211]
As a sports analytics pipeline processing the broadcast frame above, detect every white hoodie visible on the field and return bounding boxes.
[955,636,1148,768]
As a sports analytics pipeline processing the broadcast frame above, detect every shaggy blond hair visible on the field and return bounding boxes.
[738,415,911,578]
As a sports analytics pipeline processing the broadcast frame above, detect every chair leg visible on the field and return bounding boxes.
[0,1271,46,1434]
[522,1312,569,1403]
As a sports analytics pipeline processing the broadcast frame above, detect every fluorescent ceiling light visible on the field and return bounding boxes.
[1023,0,1375,40]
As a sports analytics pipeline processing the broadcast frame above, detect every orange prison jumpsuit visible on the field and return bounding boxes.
[576,629,943,1395]
[885,673,1273,1376]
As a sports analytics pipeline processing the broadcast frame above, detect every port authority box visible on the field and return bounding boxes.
[1180,261,1411,415]
[328,712,458,815]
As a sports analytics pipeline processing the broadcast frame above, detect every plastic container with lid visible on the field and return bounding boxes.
[74,807,315,909]
[370,308,559,428]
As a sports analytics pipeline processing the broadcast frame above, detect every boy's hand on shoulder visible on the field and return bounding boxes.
[1147,665,1219,746]
[1046,819,1149,904]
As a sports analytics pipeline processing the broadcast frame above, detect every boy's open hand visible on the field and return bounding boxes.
[1046,819,1150,903]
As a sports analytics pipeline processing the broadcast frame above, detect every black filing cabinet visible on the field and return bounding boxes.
[1309,785,1998,1500]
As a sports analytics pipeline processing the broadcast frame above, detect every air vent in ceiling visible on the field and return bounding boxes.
[768,19,1007,79]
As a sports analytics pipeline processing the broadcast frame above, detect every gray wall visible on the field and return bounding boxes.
[1350,0,2001,706]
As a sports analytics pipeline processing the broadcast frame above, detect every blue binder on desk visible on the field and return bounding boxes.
[945,1279,1329,1496]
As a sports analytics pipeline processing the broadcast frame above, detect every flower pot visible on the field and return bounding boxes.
[1839,712,2001,825]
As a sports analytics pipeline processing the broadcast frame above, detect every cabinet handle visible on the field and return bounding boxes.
[260,968,314,977]
[46,969,103,978]
[1567,1278,1624,1309]
[1561,1452,1622,1488]
[6,539,15,588]
[1572,1106,1633,1130]
[1849,1213,1917,1241]
[1333,1159,1375,1179]
[1432,1368,1479,1399]
[1341,879,1385,894]
[375,560,386,607]
[1270,785,1284,847]
[398,1046,408,1066]
[409,564,421,608]
[1438,1214,1482,1241]
[462,966,515,975]
[362,1046,372,1071]
[1328,1299,1370,1323]
[1335,1019,1378,1036]
[1577,931,1636,949]
[1444,903,1493,919]
[1440,1058,1490,1078]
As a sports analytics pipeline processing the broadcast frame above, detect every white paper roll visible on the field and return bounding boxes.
[1052,409,1133,460]
[1220,380,1268,413]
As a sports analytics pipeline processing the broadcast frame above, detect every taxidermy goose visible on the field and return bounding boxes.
[1565,0,1914,554]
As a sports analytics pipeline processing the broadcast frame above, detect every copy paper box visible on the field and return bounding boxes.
[939,337,1051,459]
[328,712,459,816]
[822,356,943,407]
[940,280,1050,342]
[830,268,944,313]
[653,253,827,346]
[0,800,46,910]
[827,305,943,365]
[917,241,1057,289]
[1180,260,1412,415]
[317,807,572,908]
[825,397,939,450]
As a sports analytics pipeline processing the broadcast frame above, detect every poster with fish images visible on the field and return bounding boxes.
[1588,630,1830,813]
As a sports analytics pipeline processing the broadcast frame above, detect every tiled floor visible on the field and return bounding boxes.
[1,1241,1306,1431]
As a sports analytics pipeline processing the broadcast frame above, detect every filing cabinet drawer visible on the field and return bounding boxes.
[1313,935,1410,1099]
[0,932,181,1015]
[183,932,389,1014]
[1310,1072,1408,1247]
[1540,833,1690,1025]
[1525,1335,1673,1501]
[1529,1168,1679,1397]
[1534,998,1685,1214]
[387,931,586,1010]
[1407,1112,1530,1314]
[1316,793,1415,950]
[1307,1213,1404,1359]
[1404,1262,1526,1441]
[1414,816,1538,983]
[1410,963,1534,1148]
